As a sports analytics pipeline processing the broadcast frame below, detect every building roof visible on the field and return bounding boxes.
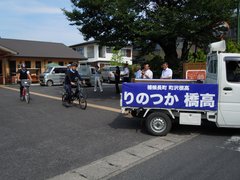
[0,38,87,59]
[70,40,99,47]
[70,40,133,49]
[0,44,18,57]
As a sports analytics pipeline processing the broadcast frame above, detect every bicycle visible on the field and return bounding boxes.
[20,79,31,104]
[62,80,87,109]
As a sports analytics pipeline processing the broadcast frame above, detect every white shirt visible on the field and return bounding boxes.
[135,70,142,79]
[123,67,129,77]
[161,68,172,79]
[142,69,153,79]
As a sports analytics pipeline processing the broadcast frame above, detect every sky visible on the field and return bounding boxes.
[0,0,85,46]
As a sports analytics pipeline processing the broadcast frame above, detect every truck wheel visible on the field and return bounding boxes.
[145,112,172,136]
[47,80,53,86]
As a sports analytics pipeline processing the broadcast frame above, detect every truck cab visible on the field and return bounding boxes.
[206,41,240,127]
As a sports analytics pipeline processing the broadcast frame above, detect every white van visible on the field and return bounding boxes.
[40,66,67,86]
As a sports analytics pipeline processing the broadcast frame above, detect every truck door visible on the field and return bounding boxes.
[218,56,240,126]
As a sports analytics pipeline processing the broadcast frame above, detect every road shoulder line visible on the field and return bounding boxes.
[0,85,120,113]
[48,133,199,180]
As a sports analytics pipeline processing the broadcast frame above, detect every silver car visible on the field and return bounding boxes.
[40,66,67,86]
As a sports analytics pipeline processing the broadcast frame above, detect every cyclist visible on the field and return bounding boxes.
[63,62,82,107]
[17,63,32,99]
[66,64,71,73]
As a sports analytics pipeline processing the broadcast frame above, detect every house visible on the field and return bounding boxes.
[70,40,133,67]
[0,38,86,84]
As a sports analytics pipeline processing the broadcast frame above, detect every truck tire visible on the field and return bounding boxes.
[145,112,172,136]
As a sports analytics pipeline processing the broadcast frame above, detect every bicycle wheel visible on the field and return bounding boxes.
[20,88,25,101]
[80,87,88,99]
[25,87,30,104]
[62,93,68,104]
[78,94,87,110]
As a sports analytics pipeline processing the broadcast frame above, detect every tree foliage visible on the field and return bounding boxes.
[64,0,237,67]
[110,49,124,66]
[226,39,240,53]
[188,49,207,62]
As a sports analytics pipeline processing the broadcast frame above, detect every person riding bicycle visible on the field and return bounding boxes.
[64,62,82,106]
[17,63,32,99]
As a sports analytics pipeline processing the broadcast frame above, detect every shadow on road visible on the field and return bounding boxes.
[109,114,148,135]
[171,119,240,137]
[109,114,240,137]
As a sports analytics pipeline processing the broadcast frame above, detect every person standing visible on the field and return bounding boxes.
[94,65,103,92]
[17,63,32,99]
[114,66,120,94]
[134,65,142,79]
[161,62,173,79]
[122,63,130,82]
[141,63,153,79]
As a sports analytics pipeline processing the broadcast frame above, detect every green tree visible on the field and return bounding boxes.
[188,49,207,63]
[226,39,240,53]
[110,49,124,66]
[64,0,237,68]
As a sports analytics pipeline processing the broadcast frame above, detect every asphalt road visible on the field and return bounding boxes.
[0,83,240,180]
[111,127,240,180]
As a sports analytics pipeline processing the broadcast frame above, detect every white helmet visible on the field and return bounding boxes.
[21,63,26,68]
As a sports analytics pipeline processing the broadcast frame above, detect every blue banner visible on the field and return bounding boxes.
[122,83,218,111]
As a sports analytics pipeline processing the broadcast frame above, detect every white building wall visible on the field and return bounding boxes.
[73,43,132,65]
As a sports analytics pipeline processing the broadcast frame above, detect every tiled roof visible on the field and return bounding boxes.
[0,38,86,59]
[0,44,18,56]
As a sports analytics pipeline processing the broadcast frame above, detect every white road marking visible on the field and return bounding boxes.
[0,85,120,113]
[48,133,199,180]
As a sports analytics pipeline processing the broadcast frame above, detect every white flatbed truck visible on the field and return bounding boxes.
[121,40,240,136]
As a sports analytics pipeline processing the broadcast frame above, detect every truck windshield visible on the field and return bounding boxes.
[44,67,53,73]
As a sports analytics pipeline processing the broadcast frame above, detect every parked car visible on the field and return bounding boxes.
[101,66,124,83]
[40,66,67,86]
[78,64,95,87]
